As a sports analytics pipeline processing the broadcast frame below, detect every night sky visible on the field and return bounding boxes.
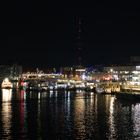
[1,1,140,68]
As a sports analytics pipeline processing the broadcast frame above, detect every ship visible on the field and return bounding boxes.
[1,78,13,89]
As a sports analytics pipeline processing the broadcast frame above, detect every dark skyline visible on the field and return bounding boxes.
[1,1,140,67]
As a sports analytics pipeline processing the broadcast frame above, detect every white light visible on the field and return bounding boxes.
[110,69,113,72]
[113,75,119,80]
[136,66,140,70]
[81,74,86,80]
[4,78,9,83]
[133,71,139,74]
[76,69,86,72]
[2,89,12,102]
[90,86,93,89]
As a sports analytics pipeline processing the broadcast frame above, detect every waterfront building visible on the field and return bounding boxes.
[104,65,140,82]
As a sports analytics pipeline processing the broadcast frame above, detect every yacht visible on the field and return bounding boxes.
[1,78,13,89]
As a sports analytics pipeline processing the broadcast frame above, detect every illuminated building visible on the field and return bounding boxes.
[104,65,140,81]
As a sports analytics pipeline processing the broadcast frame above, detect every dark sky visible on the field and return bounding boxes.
[1,1,140,67]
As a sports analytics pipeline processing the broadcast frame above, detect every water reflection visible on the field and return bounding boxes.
[19,90,27,140]
[132,104,140,139]
[2,89,12,102]
[108,96,116,139]
[1,89,12,139]
[74,91,86,139]
[0,90,140,139]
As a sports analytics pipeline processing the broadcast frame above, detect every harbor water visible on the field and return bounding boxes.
[0,89,140,140]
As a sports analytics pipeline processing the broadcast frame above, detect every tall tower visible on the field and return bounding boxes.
[75,17,83,67]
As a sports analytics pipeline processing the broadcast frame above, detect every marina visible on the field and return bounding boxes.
[1,2,140,139]
[1,65,140,101]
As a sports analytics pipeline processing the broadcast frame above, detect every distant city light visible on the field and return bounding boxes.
[76,69,86,72]
[81,74,86,80]
[110,69,113,72]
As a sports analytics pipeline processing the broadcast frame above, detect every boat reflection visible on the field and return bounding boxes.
[2,89,12,102]
[1,89,12,139]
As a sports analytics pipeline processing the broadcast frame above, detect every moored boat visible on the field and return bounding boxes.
[1,78,13,89]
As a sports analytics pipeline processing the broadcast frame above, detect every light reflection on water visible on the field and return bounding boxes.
[108,96,116,140]
[132,104,140,138]
[1,89,12,140]
[0,89,140,139]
